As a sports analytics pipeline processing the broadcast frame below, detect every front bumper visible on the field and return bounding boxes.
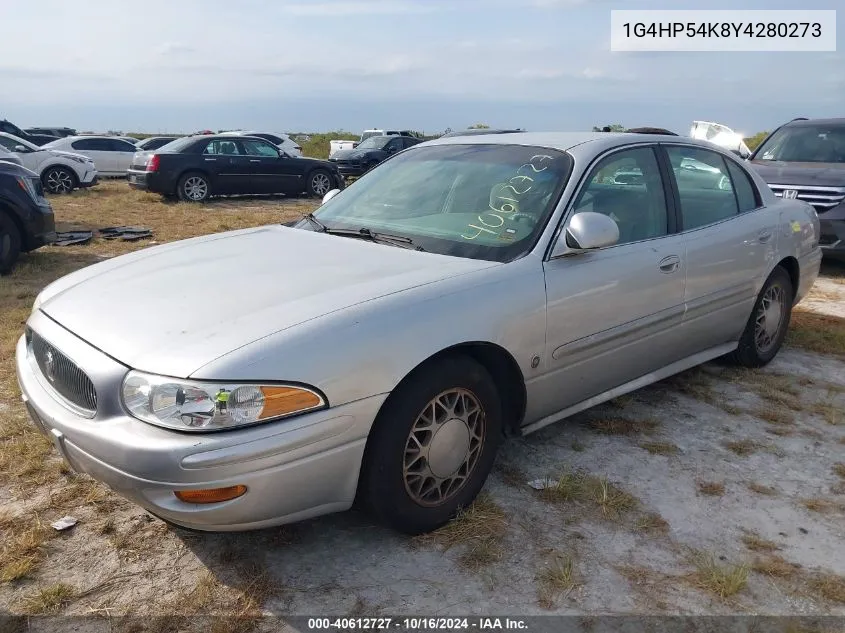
[16,310,385,531]
[23,201,56,252]
[330,162,366,178]
[78,171,98,188]
[819,218,845,262]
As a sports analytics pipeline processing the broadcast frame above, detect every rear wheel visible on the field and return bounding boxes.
[177,172,210,202]
[42,166,77,194]
[728,266,793,367]
[0,212,22,275]
[307,170,333,198]
[359,355,503,535]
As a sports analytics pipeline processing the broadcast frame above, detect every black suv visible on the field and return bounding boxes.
[329,134,422,177]
[0,162,55,274]
[748,118,845,262]
[0,119,60,146]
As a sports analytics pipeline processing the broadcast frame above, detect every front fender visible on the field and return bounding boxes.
[190,256,549,409]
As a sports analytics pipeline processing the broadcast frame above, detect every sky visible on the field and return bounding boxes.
[1,0,842,137]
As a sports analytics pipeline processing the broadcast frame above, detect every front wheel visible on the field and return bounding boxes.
[177,172,210,202]
[728,266,793,368]
[0,212,22,275]
[42,166,77,194]
[307,170,333,198]
[359,355,503,535]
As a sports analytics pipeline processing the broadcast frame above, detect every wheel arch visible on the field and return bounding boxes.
[374,341,527,438]
[774,256,799,304]
[40,162,80,186]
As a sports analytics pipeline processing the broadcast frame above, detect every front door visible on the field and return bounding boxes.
[534,145,688,420]
[662,144,775,353]
[202,139,252,194]
[240,138,303,194]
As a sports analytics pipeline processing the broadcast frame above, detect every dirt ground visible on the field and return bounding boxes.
[1,181,845,621]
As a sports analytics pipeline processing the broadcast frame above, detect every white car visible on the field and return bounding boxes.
[219,131,302,157]
[0,132,98,193]
[42,136,138,177]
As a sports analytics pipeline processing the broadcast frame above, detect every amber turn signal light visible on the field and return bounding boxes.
[174,485,247,504]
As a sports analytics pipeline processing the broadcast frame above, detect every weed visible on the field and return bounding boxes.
[639,441,679,456]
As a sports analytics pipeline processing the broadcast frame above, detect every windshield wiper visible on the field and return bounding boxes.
[302,215,424,251]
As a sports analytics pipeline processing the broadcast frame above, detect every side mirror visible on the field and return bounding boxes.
[551,211,619,257]
[322,189,341,204]
[14,145,27,152]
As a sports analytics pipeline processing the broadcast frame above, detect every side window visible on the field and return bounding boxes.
[71,138,99,151]
[241,140,280,157]
[110,140,136,152]
[386,139,402,152]
[203,140,242,155]
[572,147,668,245]
[0,136,18,151]
[725,160,760,212]
[666,146,739,230]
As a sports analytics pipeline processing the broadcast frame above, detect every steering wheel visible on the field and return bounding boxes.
[511,213,537,226]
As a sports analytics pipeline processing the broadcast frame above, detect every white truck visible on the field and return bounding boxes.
[689,121,752,158]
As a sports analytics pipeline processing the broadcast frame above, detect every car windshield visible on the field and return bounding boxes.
[356,136,391,150]
[310,143,573,262]
[754,123,845,163]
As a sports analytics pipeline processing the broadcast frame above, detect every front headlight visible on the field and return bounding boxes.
[67,155,87,164]
[121,370,326,432]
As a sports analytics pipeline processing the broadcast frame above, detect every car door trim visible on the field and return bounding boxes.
[522,342,737,434]
[551,303,685,361]
[683,281,755,324]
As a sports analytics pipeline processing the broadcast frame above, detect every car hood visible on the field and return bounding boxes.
[38,225,496,378]
[748,160,845,186]
[330,149,384,161]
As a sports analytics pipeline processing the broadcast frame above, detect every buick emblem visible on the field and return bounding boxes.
[44,348,57,382]
[782,189,798,200]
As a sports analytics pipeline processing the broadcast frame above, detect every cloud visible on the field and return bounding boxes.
[278,1,437,16]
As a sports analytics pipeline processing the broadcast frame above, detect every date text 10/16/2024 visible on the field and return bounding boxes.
[306,617,529,631]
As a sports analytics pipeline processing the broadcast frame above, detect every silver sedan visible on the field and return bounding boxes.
[16,132,822,534]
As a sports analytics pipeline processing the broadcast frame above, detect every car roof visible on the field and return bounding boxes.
[422,131,727,153]
[784,117,845,127]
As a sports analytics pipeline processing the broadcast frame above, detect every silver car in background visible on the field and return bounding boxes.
[16,132,821,535]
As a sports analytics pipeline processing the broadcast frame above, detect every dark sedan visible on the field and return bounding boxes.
[329,134,422,177]
[126,135,345,202]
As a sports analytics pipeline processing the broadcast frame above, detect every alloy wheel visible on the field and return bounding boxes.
[311,173,332,196]
[46,169,74,194]
[403,388,486,507]
[184,177,208,201]
[754,284,786,354]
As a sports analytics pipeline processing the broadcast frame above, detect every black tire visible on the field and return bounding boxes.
[41,166,78,194]
[728,266,793,368]
[0,212,22,276]
[177,172,210,202]
[359,355,503,535]
[306,169,334,198]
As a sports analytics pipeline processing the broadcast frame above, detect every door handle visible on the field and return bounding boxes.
[204,158,216,162]
[658,255,680,274]
[758,230,773,243]
[249,159,260,163]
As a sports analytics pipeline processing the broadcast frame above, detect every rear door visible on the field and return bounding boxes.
[71,138,113,173]
[662,143,775,353]
[201,139,252,194]
[537,144,688,419]
[108,139,140,174]
[240,138,303,193]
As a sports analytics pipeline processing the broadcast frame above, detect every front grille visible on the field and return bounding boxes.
[28,329,97,414]
[769,184,845,213]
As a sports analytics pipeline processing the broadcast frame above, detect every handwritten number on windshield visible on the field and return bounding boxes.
[462,155,553,240]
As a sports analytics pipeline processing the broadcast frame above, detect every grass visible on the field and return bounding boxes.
[537,553,579,594]
[741,532,781,552]
[834,463,845,479]
[697,481,726,496]
[691,553,749,599]
[787,310,845,358]
[752,554,800,579]
[413,493,508,570]
[811,402,842,426]
[19,583,75,614]
[639,441,679,456]
[534,470,639,520]
[0,514,53,583]
[747,482,778,496]
[723,439,760,456]
[755,404,795,426]
[801,498,845,514]
[809,572,845,604]
[635,512,670,533]
[589,417,659,435]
